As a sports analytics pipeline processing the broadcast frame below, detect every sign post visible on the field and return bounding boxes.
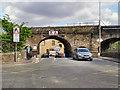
[15,43,17,62]
[13,26,20,62]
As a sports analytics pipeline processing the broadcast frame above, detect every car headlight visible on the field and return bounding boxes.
[77,53,82,56]
[89,54,92,57]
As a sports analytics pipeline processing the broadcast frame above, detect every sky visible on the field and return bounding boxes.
[0,0,119,27]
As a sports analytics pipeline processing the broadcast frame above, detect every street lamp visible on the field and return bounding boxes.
[98,1,101,57]
[97,38,103,56]
[97,39,103,43]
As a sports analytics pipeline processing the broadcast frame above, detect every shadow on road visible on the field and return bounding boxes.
[69,58,92,62]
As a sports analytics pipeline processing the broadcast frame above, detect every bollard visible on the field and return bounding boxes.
[64,53,65,58]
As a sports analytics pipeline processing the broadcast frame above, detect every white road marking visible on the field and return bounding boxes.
[52,57,57,63]
[54,58,56,61]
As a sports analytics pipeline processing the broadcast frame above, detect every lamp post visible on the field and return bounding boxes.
[98,1,101,57]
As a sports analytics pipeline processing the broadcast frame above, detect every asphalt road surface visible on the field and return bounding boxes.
[2,57,119,88]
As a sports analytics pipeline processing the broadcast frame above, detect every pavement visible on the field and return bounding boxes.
[99,56,120,63]
[2,58,33,67]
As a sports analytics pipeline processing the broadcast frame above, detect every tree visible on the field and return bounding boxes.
[108,41,120,52]
[0,14,32,53]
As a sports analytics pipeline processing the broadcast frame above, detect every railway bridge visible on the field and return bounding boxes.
[26,25,120,57]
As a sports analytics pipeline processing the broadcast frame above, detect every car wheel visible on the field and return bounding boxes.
[74,55,77,60]
[73,55,75,59]
[74,55,79,60]
[76,55,79,60]
[73,55,76,59]
[90,59,93,61]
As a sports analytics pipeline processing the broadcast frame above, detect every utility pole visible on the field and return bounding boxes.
[98,1,101,57]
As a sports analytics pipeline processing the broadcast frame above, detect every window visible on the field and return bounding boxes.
[52,40,55,46]
[33,45,37,49]
[59,44,62,48]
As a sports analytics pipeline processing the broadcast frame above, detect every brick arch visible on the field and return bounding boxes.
[101,38,120,52]
[38,36,72,57]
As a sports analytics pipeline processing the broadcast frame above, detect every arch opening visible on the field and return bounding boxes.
[79,46,87,48]
[38,36,72,57]
[101,38,120,52]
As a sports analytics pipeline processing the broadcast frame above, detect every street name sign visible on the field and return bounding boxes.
[49,31,58,36]
[13,26,20,42]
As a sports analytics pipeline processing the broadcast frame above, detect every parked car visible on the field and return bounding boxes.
[49,51,57,56]
[73,48,93,61]
[41,53,49,58]
[55,53,64,58]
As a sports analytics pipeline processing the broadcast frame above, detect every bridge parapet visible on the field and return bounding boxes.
[31,25,99,34]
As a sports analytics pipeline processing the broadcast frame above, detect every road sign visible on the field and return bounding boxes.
[13,26,20,42]
[49,31,58,36]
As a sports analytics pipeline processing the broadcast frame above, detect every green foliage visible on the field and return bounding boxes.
[108,41,120,51]
[0,14,32,53]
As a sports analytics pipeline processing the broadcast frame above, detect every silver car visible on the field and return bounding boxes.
[73,48,93,61]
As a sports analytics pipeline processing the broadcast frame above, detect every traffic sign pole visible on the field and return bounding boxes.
[13,26,19,62]
[15,43,17,62]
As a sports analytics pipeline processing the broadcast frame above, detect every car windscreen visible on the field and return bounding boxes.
[78,49,89,52]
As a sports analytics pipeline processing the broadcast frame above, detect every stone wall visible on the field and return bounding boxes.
[26,26,99,56]
[25,25,119,57]
[101,51,120,59]
[31,26,99,34]
[1,50,26,62]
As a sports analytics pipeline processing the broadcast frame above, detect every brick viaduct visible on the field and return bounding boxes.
[26,25,120,57]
